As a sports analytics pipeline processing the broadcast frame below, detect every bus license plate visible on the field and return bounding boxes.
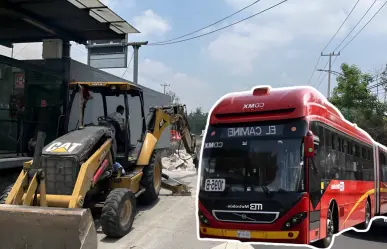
[237,230,251,239]
[204,179,225,192]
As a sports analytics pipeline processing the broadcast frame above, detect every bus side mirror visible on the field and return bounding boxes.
[304,131,315,157]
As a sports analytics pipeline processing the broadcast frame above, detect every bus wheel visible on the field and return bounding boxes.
[357,200,371,230]
[315,208,335,248]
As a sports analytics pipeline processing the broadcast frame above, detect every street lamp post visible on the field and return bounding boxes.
[127,41,148,85]
[316,69,343,98]
[316,69,343,77]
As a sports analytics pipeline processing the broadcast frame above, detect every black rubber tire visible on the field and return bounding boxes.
[101,188,136,238]
[0,184,14,204]
[357,200,371,230]
[314,207,335,248]
[137,152,162,205]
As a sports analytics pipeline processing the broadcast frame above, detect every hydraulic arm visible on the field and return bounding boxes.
[147,104,198,166]
[146,104,199,195]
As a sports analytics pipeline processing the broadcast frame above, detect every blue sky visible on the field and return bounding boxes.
[2,0,387,112]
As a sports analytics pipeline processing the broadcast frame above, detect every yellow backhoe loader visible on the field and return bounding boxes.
[0,82,198,249]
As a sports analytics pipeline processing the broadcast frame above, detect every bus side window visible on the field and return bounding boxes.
[337,136,345,179]
[353,142,362,180]
[355,144,360,157]
[325,129,339,180]
[383,152,387,182]
[379,152,385,181]
[325,129,332,180]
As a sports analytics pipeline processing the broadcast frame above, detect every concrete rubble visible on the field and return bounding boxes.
[162,149,197,172]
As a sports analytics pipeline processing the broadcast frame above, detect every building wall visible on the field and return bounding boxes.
[69,60,171,149]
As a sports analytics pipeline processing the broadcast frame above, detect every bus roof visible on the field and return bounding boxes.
[210,85,374,145]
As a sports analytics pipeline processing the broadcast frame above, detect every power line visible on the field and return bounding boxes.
[316,56,339,89]
[321,52,340,98]
[151,0,262,45]
[316,72,328,90]
[122,51,134,77]
[307,0,360,85]
[333,0,377,52]
[339,0,387,52]
[161,83,170,94]
[148,0,289,46]
[312,60,329,87]
[307,57,322,86]
[322,0,361,53]
[368,79,385,90]
[313,1,387,93]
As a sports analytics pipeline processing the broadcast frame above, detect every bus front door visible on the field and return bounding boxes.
[308,145,323,243]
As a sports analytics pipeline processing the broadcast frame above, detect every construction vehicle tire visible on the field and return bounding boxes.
[0,184,13,204]
[138,151,162,205]
[101,188,136,238]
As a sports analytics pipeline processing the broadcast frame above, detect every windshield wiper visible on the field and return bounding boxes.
[261,185,273,197]
[276,188,288,193]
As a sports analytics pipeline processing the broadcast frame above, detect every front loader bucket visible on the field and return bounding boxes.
[0,205,98,249]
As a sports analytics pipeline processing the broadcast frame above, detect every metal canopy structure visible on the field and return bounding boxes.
[0,0,140,48]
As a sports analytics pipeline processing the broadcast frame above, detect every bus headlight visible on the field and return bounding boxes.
[282,212,307,230]
[198,211,210,225]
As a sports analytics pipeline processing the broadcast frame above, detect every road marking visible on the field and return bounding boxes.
[210,242,254,249]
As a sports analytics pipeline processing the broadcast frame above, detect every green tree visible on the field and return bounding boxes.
[330,63,387,144]
[166,90,180,104]
[187,107,208,135]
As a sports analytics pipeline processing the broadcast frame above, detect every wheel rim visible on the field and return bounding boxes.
[154,160,162,192]
[326,210,334,237]
[119,200,132,227]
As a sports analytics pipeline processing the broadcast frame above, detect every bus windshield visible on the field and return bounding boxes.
[200,119,308,194]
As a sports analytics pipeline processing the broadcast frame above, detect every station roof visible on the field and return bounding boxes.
[0,0,139,48]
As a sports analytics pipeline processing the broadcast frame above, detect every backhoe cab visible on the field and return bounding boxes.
[0,81,197,249]
[68,81,148,170]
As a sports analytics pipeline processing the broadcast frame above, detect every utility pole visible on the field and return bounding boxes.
[161,83,170,94]
[321,52,340,98]
[127,41,148,84]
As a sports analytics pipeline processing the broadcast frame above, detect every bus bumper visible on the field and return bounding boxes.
[199,225,307,244]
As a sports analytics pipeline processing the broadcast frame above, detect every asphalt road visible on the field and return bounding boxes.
[97,171,387,249]
[97,170,219,249]
[251,218,387,249]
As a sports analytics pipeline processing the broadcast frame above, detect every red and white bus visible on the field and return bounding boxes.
[197,85,387,248]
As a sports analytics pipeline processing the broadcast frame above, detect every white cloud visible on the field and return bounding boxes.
[208,0,387,74]
[0,42,89,63]
[99,0,135,9]
[70,42,88,64]
[132,10,171,38]
[84,58,213,110]
[0,43,43,60]
[137,59,212,111]
[208,21,293,74]
[99,0,112,5]
[0,42,211,110]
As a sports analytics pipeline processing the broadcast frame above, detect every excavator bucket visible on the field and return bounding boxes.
[0,205,98,249]
[161,173,192,196]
